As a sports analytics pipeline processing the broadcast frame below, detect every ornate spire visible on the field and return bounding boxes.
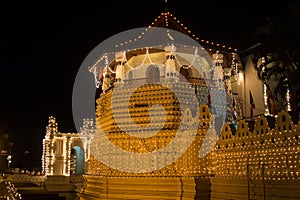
[164,0,168,11]
[46,116,58,135]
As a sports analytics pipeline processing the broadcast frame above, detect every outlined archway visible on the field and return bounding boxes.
[71,146,85,175]
[146,65,160,84]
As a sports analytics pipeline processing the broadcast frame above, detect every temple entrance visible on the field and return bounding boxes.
[70,146,85,175]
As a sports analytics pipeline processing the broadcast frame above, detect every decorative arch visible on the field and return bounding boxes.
[182,108,193,126]
[236,120,250,140]
[253,115,271,135]
[220,123,232,148]
[72,140,84,150]
[198,104,211,127]
[275,110,294,132]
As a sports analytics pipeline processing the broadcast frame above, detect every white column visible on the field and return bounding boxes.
[165,44,178,82]
[102,65,110,92]
[115,51,126,84]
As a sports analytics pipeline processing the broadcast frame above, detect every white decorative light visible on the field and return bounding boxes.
[286,88,291,111]
[263,84,270,115]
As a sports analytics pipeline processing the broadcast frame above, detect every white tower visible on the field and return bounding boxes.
[115,51,126,84]
[165,44,178,82]
[102,65,111,93]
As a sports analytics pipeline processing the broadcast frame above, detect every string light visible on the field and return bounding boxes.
[1,181,22,200]
[263,84,270,115]
[113,11,237,52]
[286,88,291,111]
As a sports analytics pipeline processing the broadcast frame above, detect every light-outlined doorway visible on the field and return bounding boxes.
[70,146,85,175]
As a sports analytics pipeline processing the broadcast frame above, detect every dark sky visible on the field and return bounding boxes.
[0,0,296,168]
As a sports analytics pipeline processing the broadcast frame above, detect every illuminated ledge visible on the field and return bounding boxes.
[79,175,210,200]
[211,177,300,200]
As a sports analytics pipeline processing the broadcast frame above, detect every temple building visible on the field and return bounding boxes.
[42,116,94,176]
[40,7,300,200]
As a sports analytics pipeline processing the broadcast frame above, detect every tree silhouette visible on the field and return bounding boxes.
[250,2,300,113]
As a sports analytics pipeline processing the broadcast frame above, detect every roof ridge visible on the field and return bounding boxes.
[115,11,237,52]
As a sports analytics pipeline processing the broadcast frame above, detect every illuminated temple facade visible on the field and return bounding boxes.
[74,10,300,200]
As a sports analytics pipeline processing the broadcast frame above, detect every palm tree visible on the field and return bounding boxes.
[250,2,300,114]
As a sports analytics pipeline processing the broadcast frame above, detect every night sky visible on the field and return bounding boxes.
[0,0,296,168]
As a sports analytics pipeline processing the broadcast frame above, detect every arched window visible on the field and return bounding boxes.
[179,66,192,82]
[282,115,286,122]
[271,138,275,143]
[146,65,160,83]
[128,71,133,81]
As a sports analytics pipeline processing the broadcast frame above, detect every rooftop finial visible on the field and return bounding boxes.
[164,0,168,11]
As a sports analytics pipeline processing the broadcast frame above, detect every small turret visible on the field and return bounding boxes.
[115,51,126,84]
[212,50,224,82]
[165,44,178,82]
[46,116,58,136]
[102,65,111,93]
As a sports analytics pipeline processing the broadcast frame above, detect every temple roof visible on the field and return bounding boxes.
[89,5,244,87]
[115,11,238,54]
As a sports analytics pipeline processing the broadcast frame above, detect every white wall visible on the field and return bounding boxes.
[243,55,264,118]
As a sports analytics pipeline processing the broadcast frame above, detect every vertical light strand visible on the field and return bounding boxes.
[50,138,54,175]
[263,84,270,115]
[286,88,291,111]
